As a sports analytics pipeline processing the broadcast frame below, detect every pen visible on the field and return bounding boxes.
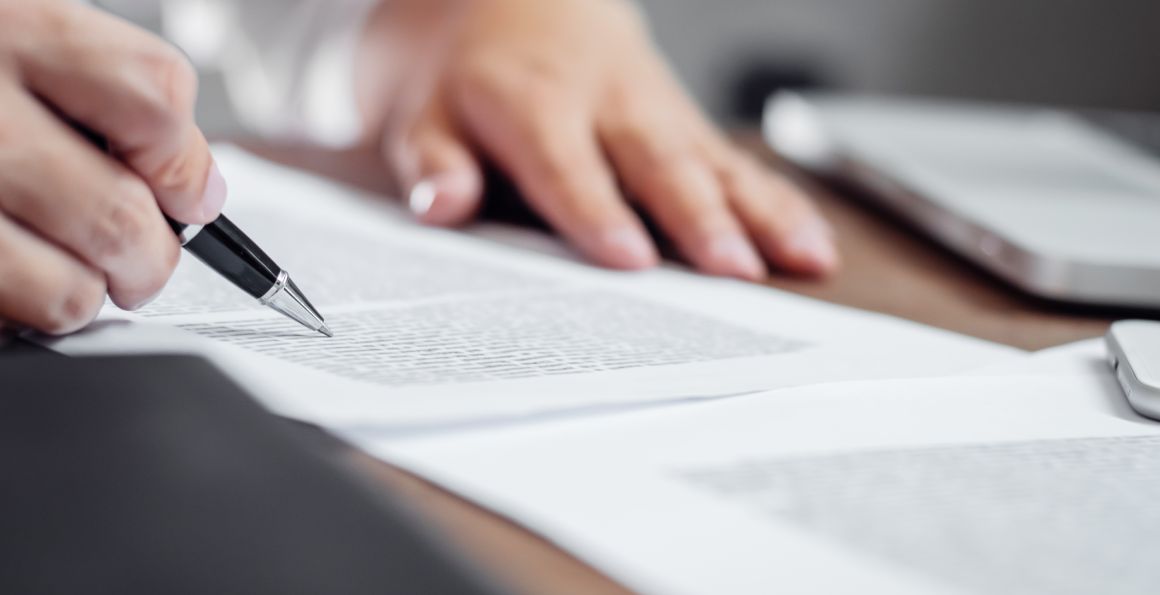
[78,127,332,337]
[168,215,333,337]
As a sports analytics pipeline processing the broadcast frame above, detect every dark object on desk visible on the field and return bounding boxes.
[727,59,825,124]
[481,165,547,229]
[0,355,505,595]
[0,334,50,357]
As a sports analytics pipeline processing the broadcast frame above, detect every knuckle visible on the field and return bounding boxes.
[43,274,106,335]
[639,140,687,175]
[524,125,581,178]
[0,1,51,56]
[523,96,562,136]
[636,152,697,191]
[520,74,565,111]
[87,178,157,262]
[150,46,199,112]
[148,149,203,199]
[123,43,198,131]
[20,2,98,66]
[454,59,508,103]
[457,55,564,113]
[528,139,574,186]
[605,119,689,174]
[718,156,764,194]
[601,86,644,126]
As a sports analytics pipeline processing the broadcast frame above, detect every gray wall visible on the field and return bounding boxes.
[106,0,1160,133]
[639,0,1160,121]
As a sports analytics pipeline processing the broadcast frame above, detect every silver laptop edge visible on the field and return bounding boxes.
[765,92,1160,309]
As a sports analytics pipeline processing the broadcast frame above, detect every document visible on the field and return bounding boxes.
[971,338,1108,377]
[43,146,1016,428]
[369,374,1160,595]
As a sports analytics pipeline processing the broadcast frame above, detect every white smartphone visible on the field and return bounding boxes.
[1106,320,1160,421]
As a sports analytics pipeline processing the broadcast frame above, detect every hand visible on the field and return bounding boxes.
[370,0,839,280]
[0,0,225,334]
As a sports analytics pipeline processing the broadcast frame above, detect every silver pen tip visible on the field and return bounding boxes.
[261,272,331,337]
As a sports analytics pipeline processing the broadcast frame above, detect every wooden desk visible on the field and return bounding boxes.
[254,132,1117,595]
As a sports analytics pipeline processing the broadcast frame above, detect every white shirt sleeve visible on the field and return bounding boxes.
[98,0,379,148]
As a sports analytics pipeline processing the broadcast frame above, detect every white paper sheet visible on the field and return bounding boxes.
[41,146,1017,428]
[971,338,1108,377]
[368,374,1160,595]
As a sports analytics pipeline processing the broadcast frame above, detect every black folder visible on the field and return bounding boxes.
[0,353,505,595]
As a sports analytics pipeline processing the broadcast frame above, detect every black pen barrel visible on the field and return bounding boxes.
[169,216,281,299]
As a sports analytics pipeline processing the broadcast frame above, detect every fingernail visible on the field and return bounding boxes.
[408,180,438,217]
[595,228,658,269]
[707,235,767,280]
[410,171,481,221]
[789,220,840,270]
[201,161,228,221]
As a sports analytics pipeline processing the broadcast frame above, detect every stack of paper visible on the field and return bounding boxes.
[44,147,1145,595]
[366,366,1156,595]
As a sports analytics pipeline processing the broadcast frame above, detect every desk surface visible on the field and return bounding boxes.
[256,132,1115,594]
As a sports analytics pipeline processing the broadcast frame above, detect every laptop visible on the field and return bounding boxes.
[764,92,1160,309]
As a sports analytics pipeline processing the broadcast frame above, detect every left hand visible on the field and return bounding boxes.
[362,0,839,281]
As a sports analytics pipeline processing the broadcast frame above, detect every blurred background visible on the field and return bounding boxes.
[109,0,1160,136]
[641,0,1159,124]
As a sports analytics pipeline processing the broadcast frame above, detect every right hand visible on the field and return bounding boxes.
[370,0,839,281]
[0,0,225,335]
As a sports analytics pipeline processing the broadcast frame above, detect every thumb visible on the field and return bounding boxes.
[388,111,483,227]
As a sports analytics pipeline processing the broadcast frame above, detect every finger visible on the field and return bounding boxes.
[464,98,658,269]
[0,84,180,309]
[0,214,107,335]
[721,155,840,276]
[513,121,658,269]
[601,117,767,280]
[460,81,660,269]
[386,105,484,226]
[12,2,224,224]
